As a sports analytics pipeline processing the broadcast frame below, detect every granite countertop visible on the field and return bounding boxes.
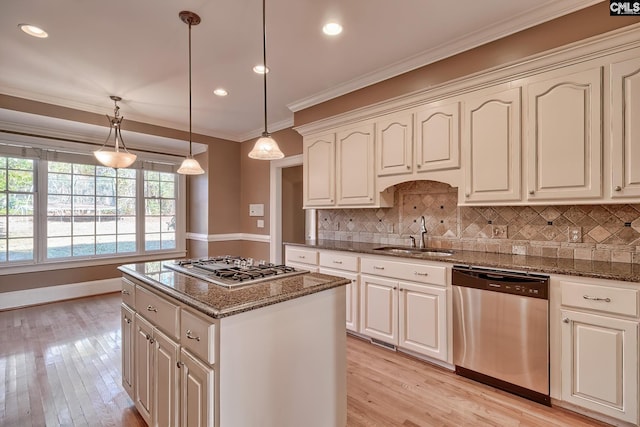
[286,240,640,283]
[118,261,349,319]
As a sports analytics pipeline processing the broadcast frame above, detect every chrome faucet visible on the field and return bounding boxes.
[419,216,427,248]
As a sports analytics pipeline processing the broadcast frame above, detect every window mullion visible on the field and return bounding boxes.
[136,168,145,254]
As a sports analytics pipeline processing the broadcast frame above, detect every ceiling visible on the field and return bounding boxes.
[1,0,600,144]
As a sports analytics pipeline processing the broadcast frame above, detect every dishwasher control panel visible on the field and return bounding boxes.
[453,266,549,300]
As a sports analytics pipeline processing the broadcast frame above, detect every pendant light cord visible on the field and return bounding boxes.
[188,21,193,157]
[262,0,269,136]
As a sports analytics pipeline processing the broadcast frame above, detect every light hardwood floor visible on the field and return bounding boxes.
[0,293,611,427]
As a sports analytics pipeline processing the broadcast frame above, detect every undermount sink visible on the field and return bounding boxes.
[373,246,455,257]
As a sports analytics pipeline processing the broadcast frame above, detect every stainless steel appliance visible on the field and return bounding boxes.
[164,256,306,288]
[453,265,550,405]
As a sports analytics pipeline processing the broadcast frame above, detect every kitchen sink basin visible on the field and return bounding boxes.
[373,246,455,256]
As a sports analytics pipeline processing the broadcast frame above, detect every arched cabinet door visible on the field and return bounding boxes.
[336,123,375,206]
[303,133,335,207]
[462,85,521,203]
[526,66,602,201]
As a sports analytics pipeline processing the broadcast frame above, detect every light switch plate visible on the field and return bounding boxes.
[249,204,264,217]
[257,219,264,228]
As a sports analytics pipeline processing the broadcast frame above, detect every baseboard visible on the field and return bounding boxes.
[0,278,121,311]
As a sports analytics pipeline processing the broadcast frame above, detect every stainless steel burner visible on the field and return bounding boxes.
[164,256,307,288]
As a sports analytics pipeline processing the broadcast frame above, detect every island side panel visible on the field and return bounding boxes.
[218,286,347,427]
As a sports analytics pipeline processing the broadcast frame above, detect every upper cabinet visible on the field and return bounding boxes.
[462,85,521,203]
[414,101,460,173]
[376,111,413,176]
[526,66,603,201]
[611,56,640,199]
[303,123,393,209]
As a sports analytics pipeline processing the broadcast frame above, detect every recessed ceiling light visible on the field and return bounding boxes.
[19,24,48,38]
[213,88,228,97]
[322,22,342,36]
[253,64,269,74]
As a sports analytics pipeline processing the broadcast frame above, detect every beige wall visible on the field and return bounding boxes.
[295,2,640,126]
[0,263,123,293]
[282,165,305,244]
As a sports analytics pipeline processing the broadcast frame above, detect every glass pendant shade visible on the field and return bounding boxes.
[177,156,205,175]
[94,96,137,169]
[248,133,284,160]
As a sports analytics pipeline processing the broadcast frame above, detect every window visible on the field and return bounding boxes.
[0,156,35,262]
[47,162,138,258]
[0,148,182,267]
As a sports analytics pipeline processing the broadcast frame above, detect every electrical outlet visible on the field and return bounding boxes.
[386,223,394,233]
[568,227,582,243]
[492,225,507,239]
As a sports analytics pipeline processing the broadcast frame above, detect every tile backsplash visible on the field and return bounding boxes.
[317,181,640,264]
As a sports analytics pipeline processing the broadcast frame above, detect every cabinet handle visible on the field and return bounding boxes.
[121,289,130,295]
[529,190,535,195]
[149,338,155,344]
[298,255,306,259]
[414,271,429,277]
[145,333,151,340]
[147,305,157,312]
[399,288,404,292]
[583,295,611,303]
[562,318,570,324]
[614,186,622,192]
[125,317,131,324]
[186,330,201,342]
[373,266,385,270]
[393,287,397,290]
[177,361,185,368]
[332,260,343,264]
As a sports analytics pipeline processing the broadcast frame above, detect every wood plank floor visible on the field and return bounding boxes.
[0,293,611,427]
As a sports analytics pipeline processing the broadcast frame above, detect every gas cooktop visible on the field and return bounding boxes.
[164,256,307,288]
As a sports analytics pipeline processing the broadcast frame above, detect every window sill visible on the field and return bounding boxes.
[0,251,187,276]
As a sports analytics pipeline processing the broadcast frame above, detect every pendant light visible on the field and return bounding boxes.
[93,96,137,168]
[177,11,205,175]
[248,0,284,160]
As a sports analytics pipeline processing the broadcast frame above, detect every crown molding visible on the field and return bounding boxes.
[238,116,295,143]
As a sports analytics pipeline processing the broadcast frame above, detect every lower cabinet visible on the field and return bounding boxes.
[359,261,448,362]
[134,313,180,427]
[180,348,215,427]
[121,304,135,400]
[561,310,638,424]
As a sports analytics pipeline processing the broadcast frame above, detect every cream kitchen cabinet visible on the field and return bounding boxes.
[359,256,448,362]
[319,250,360,333]
[526,65,603,201]
[461,85,522,203]
[303,124,392,208]
[414,101,460,173]
[284,246,319,273]
[180,341,215,427]
[134,312,180,427]
[121,303,135,400]
[558,278,639,424]
[376,111,413,176]
[611,55,640,199]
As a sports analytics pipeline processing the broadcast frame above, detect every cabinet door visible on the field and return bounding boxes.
[561,310,638,423]
[303,133,335,207]
[376,111,413,176]
[463,87,521,202]
[320,268,359,332]
[611,56,640,198]
[121,304,135,400]
[154,329,180,427]
[336,123,375,205]
[527,67,602,200]
[398,282,447,361]
[134,314,154,425]
[180,349,215,427]
[359,274,397,345]
[415,101,460,172]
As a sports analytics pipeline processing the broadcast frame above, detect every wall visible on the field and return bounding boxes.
[239,128,303,260]
[295,2,640,127]
[317,181,640,264]
[281,165,305,245]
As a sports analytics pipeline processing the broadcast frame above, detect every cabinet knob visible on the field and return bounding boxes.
[149,338,155,344]
[465,193,470,198]
[125,318,131,324]
[562,318,570,324]
[145,333,151,340]
[529,190,535,195]
[416,164,421,169]
[614,186,622,192]
[393,287,397,290]
[406,165,410,169]
[121,289,130,295]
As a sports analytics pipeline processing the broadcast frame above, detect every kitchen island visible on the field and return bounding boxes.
[118,260,349,427]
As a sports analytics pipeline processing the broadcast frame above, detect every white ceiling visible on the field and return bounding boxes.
[1,0,600,143]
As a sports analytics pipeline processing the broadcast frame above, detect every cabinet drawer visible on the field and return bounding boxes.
[181,309,216,365]
[121,278,135,308]
[286,247,318,266]
[319,251,358,272]
[135,286,180,339]
[361,257,447,286]
[561,280,639,318]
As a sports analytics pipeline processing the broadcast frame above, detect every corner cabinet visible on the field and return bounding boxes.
[302,123,392,208]
[611,55,640,199]
[526,65,603,201]
[461,85,521,203]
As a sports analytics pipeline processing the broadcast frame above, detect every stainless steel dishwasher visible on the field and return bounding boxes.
[452,265,550,405]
